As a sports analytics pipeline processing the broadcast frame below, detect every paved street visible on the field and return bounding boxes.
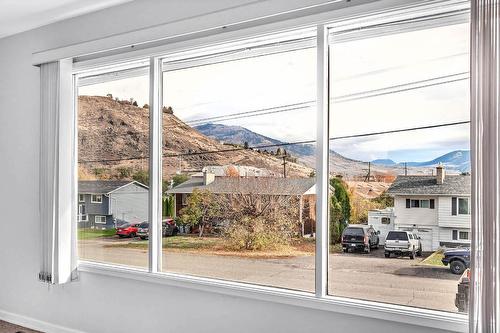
[79,238,460,312]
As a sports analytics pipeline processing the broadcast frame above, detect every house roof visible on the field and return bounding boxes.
[387,175,470,196]
[167,177,316,196]
[78,180,148,194]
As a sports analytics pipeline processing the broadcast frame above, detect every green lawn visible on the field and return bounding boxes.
[420,250,445,267]
[78,228,116,240]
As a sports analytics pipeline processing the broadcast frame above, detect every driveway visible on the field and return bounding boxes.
[78,238,459,312]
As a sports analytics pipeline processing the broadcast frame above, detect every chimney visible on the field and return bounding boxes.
[436,164,445,185]
[203,171,215,185]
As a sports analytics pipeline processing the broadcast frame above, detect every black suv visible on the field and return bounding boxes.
[341,225,379,253]
[442,248,470,274]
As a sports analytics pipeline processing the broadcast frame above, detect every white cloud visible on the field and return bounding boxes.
[79,22,470,162]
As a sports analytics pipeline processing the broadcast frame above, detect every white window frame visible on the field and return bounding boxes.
[95,215,107,224]
[410,199,431,208]
[78,204,87,222]
[458,197,470,215]
[91,194,103,203]
[459,231,469,240]
[79,194,85,202]
[420,199,430,208]
[64,1,471,332]
[452,229,470,241]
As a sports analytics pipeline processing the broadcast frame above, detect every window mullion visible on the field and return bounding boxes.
[148,56,163,273]
[315,24,329,298]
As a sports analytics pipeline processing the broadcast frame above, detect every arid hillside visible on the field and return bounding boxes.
[78,96,314,180]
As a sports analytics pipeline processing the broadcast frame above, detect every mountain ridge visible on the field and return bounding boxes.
[78,96,314,179]
[371,150,470,172]
[195,122,470,173]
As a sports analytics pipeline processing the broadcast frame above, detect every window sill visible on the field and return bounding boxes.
[78,261,467,332]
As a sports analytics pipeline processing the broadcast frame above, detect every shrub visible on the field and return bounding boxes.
[221,192,299,251]
[132,169,149,186]
[163,195,175,218]
[180,189,222,237]
[116,166,133,179]
[93,168,106,178]
[224,214,294,251]
[172,173,189,187]
[330,196,344,244]
[329,177,351,244]
[162,106,174,114]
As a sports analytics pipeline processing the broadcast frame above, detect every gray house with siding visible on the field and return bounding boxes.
[78,180,149,229]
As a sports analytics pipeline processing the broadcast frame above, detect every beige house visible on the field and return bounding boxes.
[167,172,317,235]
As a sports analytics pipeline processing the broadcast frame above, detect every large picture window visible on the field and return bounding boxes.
[327,11,470,312]
[160,32,317,292]
[73,1,471,319]
[77,66,150,269]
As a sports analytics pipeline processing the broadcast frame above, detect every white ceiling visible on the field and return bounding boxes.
[0,0,134,39]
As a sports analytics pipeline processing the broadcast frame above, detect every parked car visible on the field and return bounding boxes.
[137,222,149,240]
[384,231,422,259]
[162,218,178,237]
[115,218,129,228]
[442,248,470,274]
[134,219,179,239]
[341,225,379,253]
[116,222,140,238]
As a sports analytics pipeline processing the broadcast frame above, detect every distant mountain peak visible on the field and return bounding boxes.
[371,159,396,166]
[372,150,470,172]
[194,123,315,157]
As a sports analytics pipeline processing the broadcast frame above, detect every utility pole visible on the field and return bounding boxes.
[282,156,287,178]
[404,162,408,176]
[178,155,182,174]
[363,161,371,182]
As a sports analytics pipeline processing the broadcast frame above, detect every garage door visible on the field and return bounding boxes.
[416,229,433,252]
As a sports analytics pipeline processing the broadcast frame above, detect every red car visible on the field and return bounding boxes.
[116,223,140,238]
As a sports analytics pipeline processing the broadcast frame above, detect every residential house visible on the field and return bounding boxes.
[387,166,471,251]
[166,172,317,235]
[78,180,149,229]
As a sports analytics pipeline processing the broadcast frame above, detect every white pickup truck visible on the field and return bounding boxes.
[384,231,422,259]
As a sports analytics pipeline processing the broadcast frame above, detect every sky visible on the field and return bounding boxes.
[79,22,470,163]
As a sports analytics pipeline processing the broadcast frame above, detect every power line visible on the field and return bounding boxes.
[79,72,469,138]
[78,120,470,164]
[184,101,313,126]
[329,120,470,141]
[161,72,469,129]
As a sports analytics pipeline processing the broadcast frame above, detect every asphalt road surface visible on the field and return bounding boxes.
[79,238,460,312]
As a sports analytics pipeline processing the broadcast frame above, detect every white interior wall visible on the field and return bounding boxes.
[0,0,460,332]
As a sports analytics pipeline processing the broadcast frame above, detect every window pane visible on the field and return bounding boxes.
[161,32,316,292]
[328,13,470,313]
[459,231,469,240]
[77,66,150,269]
[459,198,469,214]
